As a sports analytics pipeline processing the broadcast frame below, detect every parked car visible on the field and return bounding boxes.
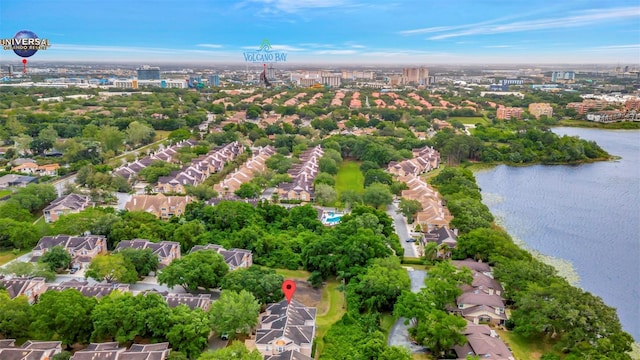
[69,268,78,274]
[405,238,416,242]
[220,333,229,340]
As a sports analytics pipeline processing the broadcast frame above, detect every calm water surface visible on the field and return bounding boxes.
[474,127,640,340]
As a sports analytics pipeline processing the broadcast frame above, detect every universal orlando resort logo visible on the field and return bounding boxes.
[243,39,287,63]
[1,30,50,57]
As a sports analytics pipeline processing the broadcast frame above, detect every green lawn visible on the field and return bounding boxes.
[379,312,395,340]
[314,280,347,358]
[273,268,311,279]
[449,116,488,126]
[497,329,556,360]
[0,189,12,198]
[0,248,30,266]
[334,161,364,196]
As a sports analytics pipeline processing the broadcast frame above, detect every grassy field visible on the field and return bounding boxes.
[0,189,12,198]
[274,268,311,279]
[314,279,347,358]
[449,116,488,126]
[0,248,30,266]
[334,161,364,196]
[497,329,555,360]
[379,312,395,339]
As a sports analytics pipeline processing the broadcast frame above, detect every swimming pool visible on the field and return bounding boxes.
[325,216,342,224]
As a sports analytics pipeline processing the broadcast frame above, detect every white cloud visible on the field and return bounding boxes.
[425,6,640,40]
[314,49,358,55]
[196,44,223,48]
[247,0,348,13]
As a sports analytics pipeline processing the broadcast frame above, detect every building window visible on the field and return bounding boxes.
[276,346,285,353]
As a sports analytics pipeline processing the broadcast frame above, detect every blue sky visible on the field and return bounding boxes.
[1,0,639,64]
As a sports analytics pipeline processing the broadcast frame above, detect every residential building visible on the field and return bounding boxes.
[252,299,317,358]
[146,291,213,311]
[136,65,160,80]
[31,234,107,269]
[277,146,323,202]
[208,74,220,87]
[451,260,508,326]
[453,321,515,360]
[215,145,276,195]
[496,106,523,120]
[624,98,640,111]
[528,102,553,119]
[499,79,523,86]
[48,279,130,298]
[43,193,93,223]
[321,75,341,87]
[0,340,62,360]
[10,162,60,176]
[115,239,181,268]
[0,277,47,303]
[402,67,429,86]
[0,174,37,189]
[125,193,193,220]
[551,71,575,82]
[190,244,253,270]
[265,350,314,360]
[70,342,170,360]
[586,110,625,123]
[567,99,607,115]
[423,226,458,258]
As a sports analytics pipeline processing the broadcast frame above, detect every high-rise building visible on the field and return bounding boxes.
[402,67,429,86]
[321,75,341,87]
[136,65,160,80]
[528,103,554,119]
[551,71,575,82]
[208,74,220,87]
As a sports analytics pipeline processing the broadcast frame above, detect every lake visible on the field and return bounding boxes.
[474,127,640,341]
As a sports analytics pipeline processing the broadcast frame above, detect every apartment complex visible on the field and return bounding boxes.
[496,106,523,120]
[402,67,429,86]
[528,102,553,119]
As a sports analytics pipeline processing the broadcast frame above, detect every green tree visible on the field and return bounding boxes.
[220,266,284,305]
[364,168,392,186]
[379,346,413,360]
[8,183,57,212]
[0,202,33,222]
[185,184,218,201]
[39,245,72,272]
[411,308,467,357]
[158,250,229,291]
[363,183,393,208]
[0,290,32,339]
[118,247,159,277]
[319,157,338,175]
[125,121,155,148]
[98,125,124,153]
[234,183,261,199]
[313,172,336,187]
[348,256,410,312]
[85,254,138,283]
[0,218,40,249]
[340,189,363,208]
[398,198,422,223]
[314,183,337,206]
[31,289,97,348]
[198,341,262,360]
[1,261,55,281]
[209,290,260,336]
[166,305,211,359]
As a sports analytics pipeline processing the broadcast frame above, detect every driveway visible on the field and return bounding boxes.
[388,267,427,353]
[387,203,418,258]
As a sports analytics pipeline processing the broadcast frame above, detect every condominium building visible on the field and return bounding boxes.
[496,106,523,120]
[551,71,575,82]
[402,67,429,86]
[528,103,553,119]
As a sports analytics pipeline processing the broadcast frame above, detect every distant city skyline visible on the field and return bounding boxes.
[0,0,639,65]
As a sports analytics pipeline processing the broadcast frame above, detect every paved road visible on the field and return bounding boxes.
[52,175,77,197]
[388,268,427,352]
[387,202,418,258]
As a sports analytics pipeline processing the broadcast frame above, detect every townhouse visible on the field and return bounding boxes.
[277,146,323,202]
[43,193,94,223]
[214,145,276,195]
[190,244,253,270]
[31,234,107,270]
[114,239,181,268]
